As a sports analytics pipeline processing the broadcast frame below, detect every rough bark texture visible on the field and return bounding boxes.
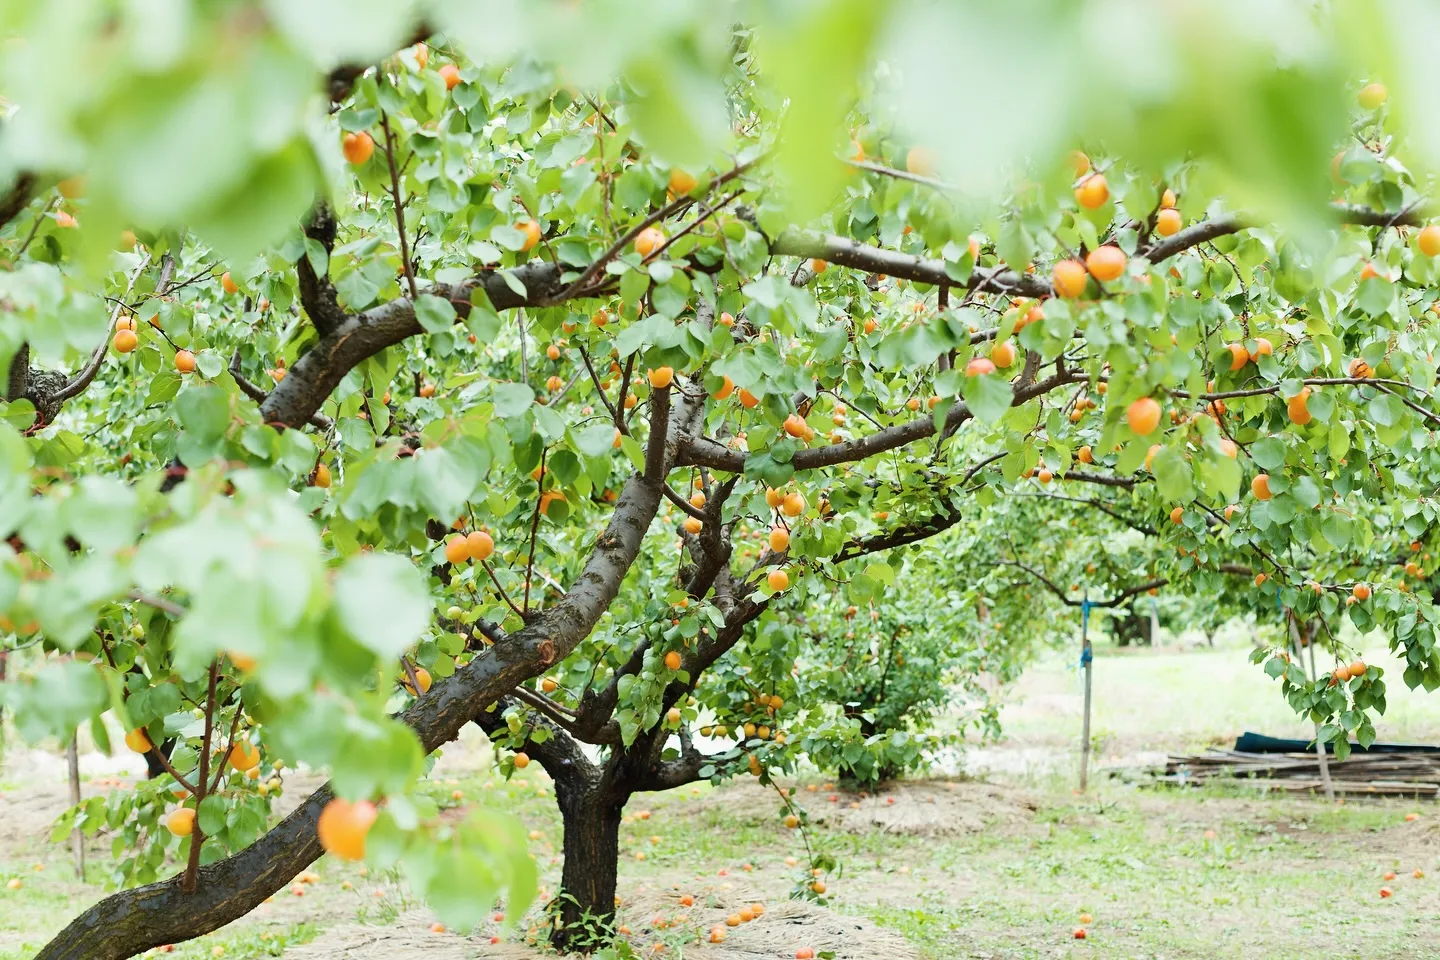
[552,772,626,951]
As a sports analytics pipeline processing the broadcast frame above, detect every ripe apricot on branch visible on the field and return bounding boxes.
[1353,583,1371,601]
[174,350,196,374]
[342,132,374,165]
[444,535,470,564]
[113,330,138,354]
[634,227,665,258]
[1287,387,1312,425]
[1085,245,1126,281]
[317,798,378,862]
[125,728,152,754]
[768,527,790,552]
[1251,474,1272,500]
[229,741,261,772]
[1156,208,1182,237]
[166,808,196,838]
[648,366,674,389]
[669,169,697,195]
[905,146,936,177]
[467,530,494,562]
[1126,397,1161,436]
[519,220,542,252]
[1053,259,1087,298]
[966,357,996,377]
[439,64,461,90]
[1075,174,1109,209]
[1227,343,1249,370]
[991,341,1016,367]
[767,568,789,591]
[1420,225,1440,257]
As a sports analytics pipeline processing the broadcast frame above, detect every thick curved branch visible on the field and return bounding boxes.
[679,366,1085,474]
[228,351,333,432]
[1136,203,1426,262]
[296,202,349,337]
[770,230,1052,299]
[258,262,565,428]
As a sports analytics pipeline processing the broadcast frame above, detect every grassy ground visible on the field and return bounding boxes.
[4,639,1440,958]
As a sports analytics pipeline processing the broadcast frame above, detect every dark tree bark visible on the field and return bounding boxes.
[552,771,627,951]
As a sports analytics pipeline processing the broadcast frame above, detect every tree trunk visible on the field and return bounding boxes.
[552,775,625,953]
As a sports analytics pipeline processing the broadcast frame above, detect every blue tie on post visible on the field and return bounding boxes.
[1079,600,1092,667]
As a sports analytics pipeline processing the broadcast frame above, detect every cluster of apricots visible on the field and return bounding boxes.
[443,527,496,565]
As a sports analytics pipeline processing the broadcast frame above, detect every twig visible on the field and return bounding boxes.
[844,158,952,192]
[14,196,58,260]
[53,254,161,404]
[129,590,186,618]
[183,660,219,893]
[481,559,526,622]
[552,158,758,303]
[379,111,418,300]
[523,448,546,616]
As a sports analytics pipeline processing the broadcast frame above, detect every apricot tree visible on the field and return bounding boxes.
[6,3,1440,959]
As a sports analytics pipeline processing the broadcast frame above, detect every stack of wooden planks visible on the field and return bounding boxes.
[1153,750,1440,797]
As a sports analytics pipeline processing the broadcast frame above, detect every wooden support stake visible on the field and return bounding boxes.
[1079,597,1094,792]
[1289,611,1334,801]
[67,735,84,878]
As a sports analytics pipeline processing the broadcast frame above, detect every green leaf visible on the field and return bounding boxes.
[175,386,230,443]
[492,383,535,419]
[1153,446,1194,501]
[198,795,227,836]
[334,553,432,659]
[962,374,1011,424]
[1250,437,1287,471]
[574,423,618,458]
[414,294,458,334]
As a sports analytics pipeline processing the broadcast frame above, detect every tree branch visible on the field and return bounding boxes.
[295,202,349,337]
[679,366,1084,474]
[0,172,36,232]
[52,255,166,406]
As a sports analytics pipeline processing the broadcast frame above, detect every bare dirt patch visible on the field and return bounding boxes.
[814,778,1036,838]
[284,893,915,960]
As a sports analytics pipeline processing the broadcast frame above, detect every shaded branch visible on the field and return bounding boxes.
[295,203,349,337]
[0,172,36,232]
